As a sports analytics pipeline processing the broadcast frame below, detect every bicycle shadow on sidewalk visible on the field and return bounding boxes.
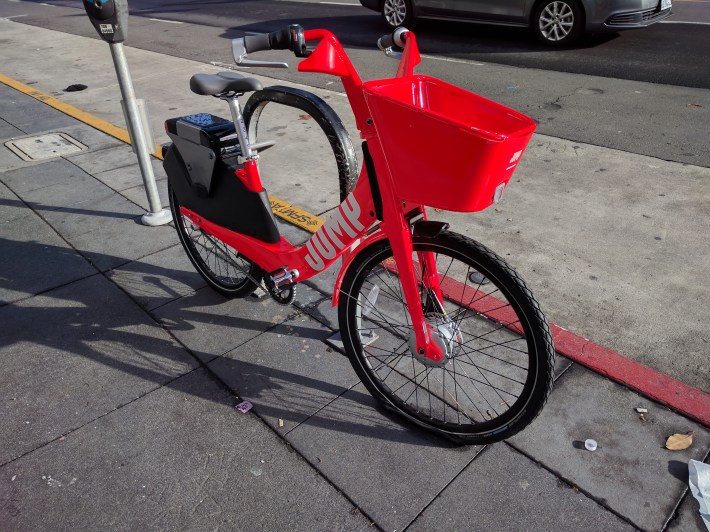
[145,280,454,447]
[0,237,447,452]
[208,355,452,447]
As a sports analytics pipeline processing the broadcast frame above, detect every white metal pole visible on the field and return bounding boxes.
[109,42,171,226]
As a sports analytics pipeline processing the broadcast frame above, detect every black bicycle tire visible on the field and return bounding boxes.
[243,86,358,203]
[338,230,555,444]
[169,185,262,298]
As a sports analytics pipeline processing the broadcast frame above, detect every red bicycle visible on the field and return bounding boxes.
[163,26,554,444]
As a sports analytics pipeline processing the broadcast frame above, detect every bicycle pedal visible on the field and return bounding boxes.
[269,267,299,288]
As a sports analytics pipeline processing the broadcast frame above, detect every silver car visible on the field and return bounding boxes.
[359,0,673,46]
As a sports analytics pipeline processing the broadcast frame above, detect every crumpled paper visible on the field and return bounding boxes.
[689,459,710,531]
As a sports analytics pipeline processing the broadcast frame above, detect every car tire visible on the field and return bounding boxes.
[532,0,584,46]
[381,0,414,30]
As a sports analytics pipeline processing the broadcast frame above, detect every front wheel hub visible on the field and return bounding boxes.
[409,314,463,367]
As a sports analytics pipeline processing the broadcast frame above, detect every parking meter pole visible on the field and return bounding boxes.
[108,43,171,226]
[83,0,170,226]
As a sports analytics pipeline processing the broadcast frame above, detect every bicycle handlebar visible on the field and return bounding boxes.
[242,33,271,54]
[243,25,408,57]
[234,25,412,71]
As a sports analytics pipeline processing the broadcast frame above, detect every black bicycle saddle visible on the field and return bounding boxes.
[189,71,263,96]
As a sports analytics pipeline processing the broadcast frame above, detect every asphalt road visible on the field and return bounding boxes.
[1,0,709,166]
[15,0,710,88]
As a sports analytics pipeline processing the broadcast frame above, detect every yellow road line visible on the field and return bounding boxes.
[0,73,323,232]
[1,74,139,150]
[268,197,323,232]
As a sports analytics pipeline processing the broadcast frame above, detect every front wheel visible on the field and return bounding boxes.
[381,0,414,29]
[338,231,554,444]
[533,0,584,47]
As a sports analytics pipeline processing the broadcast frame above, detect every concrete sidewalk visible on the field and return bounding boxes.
[1,20,709,531]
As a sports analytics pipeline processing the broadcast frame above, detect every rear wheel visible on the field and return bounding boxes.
[382,0,413,29]
[338,231,554,444]
[169,186,262,298]
[533,0,584,46]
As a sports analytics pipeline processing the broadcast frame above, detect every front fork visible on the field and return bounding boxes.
[418,249,445,314]
[371,153,446,364]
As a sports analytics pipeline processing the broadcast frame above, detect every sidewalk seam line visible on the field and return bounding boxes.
[278,298,362,439]
[281,377,360,439]
[157,305,384,530]
[0,175,106,298]
[0,366,204,469]
[661,447,710,531]
[401,444,489,531]
[504,441,644,531]
[0,169,296,477]
[0,270,100,309]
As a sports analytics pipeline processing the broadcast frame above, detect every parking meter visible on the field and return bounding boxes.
[82,0,170,225]
[83,0,128,44]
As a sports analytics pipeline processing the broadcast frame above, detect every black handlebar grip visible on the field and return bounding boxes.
[378,33,395,50]
[268,27,294,50]
[243,33,272,53]
[241,25,309,57]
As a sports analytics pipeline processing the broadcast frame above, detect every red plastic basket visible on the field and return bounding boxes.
[362,75,536,212]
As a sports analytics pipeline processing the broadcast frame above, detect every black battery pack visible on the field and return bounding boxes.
[163,113,280,244]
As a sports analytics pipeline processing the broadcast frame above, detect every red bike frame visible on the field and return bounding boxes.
[181,30,448,363]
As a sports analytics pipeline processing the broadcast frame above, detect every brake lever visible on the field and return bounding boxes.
[231,38,289,68]
[382,47,403,59]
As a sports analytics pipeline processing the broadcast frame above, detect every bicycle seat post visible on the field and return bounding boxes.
[222,93,254,160]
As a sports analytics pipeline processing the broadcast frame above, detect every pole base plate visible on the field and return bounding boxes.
[141,209,172,227]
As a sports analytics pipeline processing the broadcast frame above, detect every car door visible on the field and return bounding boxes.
[417,0,527,22]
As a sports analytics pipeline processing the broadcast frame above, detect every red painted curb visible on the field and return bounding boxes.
[550,324,710,427]
[404,259,710,427]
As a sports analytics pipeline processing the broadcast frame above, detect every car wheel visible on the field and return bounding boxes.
[533,0,583,46]
[382,0,413,29]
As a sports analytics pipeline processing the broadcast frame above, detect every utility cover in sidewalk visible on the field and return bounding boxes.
[5,133,88,161]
